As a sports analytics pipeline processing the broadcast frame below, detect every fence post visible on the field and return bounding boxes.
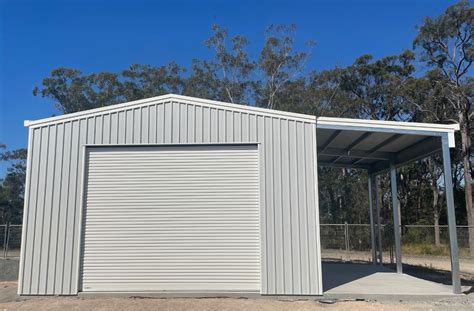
[5,222,10,258]
[344,221,349,261]
[3,223,9,259]
[368,175,377,264]
[374,176,383,265]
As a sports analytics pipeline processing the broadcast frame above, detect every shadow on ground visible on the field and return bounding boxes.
[392,263,474,295]
[322,261,391,291]
[0,259,19,281]
[323,258,474,295]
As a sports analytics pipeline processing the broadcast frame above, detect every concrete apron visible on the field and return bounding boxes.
[322,262,466,301]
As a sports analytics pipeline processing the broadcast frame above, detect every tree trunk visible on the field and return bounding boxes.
[430,159,441,247]
[432,183,441,247]
[417,181,422,220]
[459,110,474,257]
[434,207,441,247]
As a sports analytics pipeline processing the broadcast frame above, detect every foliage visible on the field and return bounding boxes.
[254,24,315,109]
[204,24,255,104]
[413,0,474,256]
[0,145,27,224]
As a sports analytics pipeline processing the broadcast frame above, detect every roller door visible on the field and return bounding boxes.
[81,145,260,292]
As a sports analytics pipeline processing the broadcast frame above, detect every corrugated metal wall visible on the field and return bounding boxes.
[19,97,322,295]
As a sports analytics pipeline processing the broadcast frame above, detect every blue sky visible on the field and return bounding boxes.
[0,0,458,174]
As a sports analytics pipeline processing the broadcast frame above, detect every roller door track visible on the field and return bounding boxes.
[81,145,260,292]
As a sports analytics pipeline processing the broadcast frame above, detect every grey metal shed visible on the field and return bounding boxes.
[18,94,460,296]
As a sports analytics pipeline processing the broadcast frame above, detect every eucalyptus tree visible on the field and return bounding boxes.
[338,51,416,121]
[204,24,255,104]
[305,68,356,118]
[33,63,187,114]
[255,24,315,110]
[120,62,186,101]
[413,0,474,256]
[183,59,223,101]
[0,146,27,224]
[402,70,462,246]
[33,68,123,113]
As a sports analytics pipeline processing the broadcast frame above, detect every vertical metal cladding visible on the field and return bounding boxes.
[19,97,321,295]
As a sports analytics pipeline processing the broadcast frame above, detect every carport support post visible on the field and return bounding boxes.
[441,134,462,294]
[374,176,383,265]
[368,174,376,264]
[390,164,402,274]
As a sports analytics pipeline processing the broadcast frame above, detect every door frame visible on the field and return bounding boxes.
[76,143,262,293]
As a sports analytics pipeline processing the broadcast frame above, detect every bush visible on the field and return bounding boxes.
[402,243,449,256]
[402,243,470,257]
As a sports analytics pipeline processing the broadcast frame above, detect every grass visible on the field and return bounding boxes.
[402,243,470,257]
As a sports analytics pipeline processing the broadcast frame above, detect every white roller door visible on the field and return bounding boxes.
[81,145,260,292]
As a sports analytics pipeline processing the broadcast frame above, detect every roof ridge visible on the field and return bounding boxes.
[24,94,317,128]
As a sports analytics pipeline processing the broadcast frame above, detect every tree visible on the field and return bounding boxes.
[305,68,357,118]
[204,25,255,104]
[184,59,223,101]
[120,62,186,102]
[338,51,416,121]
[33,64,187,113]
[33,68,123,113]
[255,24,315,109]
[413,0,474,256]
[0,146,27,224]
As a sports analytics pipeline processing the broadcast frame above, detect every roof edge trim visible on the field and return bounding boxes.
[316,117,458,148]
[24,94,317,128]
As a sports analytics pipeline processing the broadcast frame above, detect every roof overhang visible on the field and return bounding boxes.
[316,117,459,175]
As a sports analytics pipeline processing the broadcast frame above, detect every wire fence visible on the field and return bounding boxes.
[1,224,22,259]
[320,223,474,266]
[1,223,473,263]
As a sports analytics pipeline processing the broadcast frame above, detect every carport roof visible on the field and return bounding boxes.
[316,117,459,174]
[23,94,459,174]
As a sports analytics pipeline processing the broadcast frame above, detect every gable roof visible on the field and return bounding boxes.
[25,93,458,146]
[24,94,317,128]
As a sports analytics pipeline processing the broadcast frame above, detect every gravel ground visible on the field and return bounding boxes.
[0,259,19,281]
[2,254,473,310]
[0,282,473,311]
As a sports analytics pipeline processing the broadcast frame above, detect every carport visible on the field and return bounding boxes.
[315,117,461,295]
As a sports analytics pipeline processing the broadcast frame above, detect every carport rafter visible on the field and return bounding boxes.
[368,136,441,175]
[331,132,373,164]
[352,134,403,166]
[318,161,372,170]
[319,130,342,153]
[319,147,394,161]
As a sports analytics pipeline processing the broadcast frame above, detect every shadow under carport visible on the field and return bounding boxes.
[322,261,455,297]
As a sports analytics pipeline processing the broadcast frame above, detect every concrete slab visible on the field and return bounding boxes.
[323,262,457,299]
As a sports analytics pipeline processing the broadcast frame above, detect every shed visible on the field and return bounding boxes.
[19,94,461,296]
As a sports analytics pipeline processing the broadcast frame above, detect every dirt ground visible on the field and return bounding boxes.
[2,255,474,310]
[0,282,473,311]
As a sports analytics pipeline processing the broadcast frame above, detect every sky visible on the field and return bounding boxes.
[0,0,460,174]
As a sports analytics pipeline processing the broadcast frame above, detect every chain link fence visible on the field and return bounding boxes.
[1,224,22,258]
[1,223,473,266]
[321,223,474,273]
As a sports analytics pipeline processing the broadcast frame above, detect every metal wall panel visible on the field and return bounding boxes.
[19,98,321,295]
[81,145,260,292]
